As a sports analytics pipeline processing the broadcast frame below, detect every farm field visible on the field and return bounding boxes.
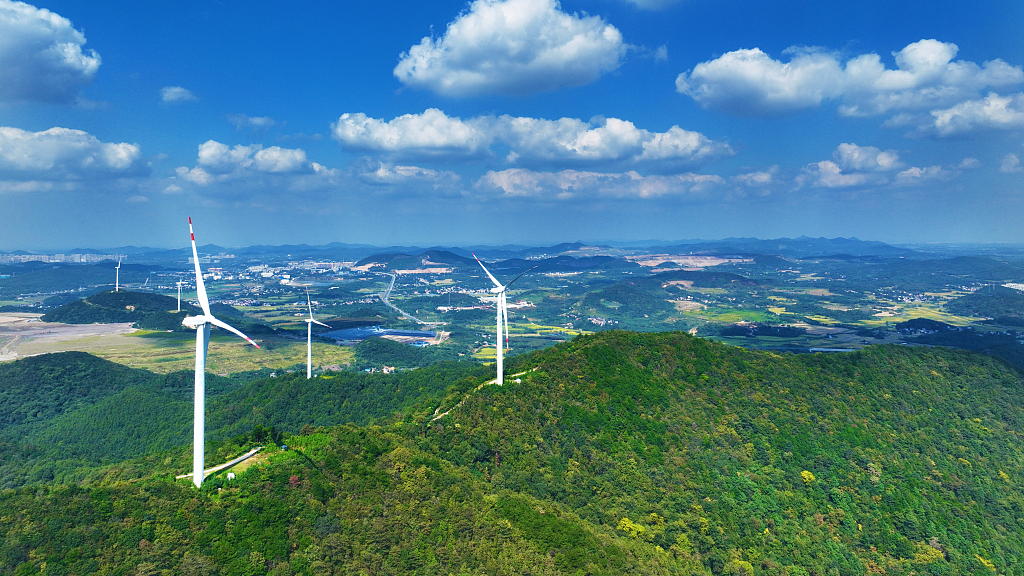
[0,316,353,374]
[4,238,1024,373]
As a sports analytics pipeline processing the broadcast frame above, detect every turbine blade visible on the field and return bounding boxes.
[504,265,538,288]
[188,217,212,316]
[209,316,261,348]
[472,252,503,288]
[306,287,314,320]
[312,320,331,328]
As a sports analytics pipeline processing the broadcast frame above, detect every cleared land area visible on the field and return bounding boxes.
[0,314,353,373]
[0,313,136,362]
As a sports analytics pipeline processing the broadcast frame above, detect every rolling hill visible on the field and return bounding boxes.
[1,332,1022,575]
[40,290,277,334]
[41,290,198,330]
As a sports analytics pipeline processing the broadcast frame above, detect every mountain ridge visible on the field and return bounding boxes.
[1,332,1023,574]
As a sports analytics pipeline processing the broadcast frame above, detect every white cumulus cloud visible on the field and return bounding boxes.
[676,39,1023,119]
[0,126,147,181]
[927,92,1024,136]
[798,143,904,188]
[333,109,492,157]
[253,147,313,173]
[0,0,101,104]
[160,86,198,103]
[894,165,953,185]
[475,168,724,199]
[832,143,902,171]
[798,142,965,189]
[173,140,462,198]
[393,0,628,96]
[800,161,874,188]
[195,141,262,174]
[184,140,317,179]
[732,166,778,187]
[353,158,462,188]
[498,116,643,162]
[332,109,732,167]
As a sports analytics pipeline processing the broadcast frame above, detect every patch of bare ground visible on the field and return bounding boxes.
[626,255,751,267]
[671,300,705,312]
[0,313,137,362]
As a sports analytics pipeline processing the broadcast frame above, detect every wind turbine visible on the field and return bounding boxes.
[304,287,331,379]
[181,217,260,487]
[176,280,183,312]
[472,254,536,385]
[115,258,121,292]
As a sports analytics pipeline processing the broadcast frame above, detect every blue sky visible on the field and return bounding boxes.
[1,0,1023,250]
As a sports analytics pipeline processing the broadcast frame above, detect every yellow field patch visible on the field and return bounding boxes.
[923,291,970,300]
[518,322,588,336]
[890,303,980,326]
[709,311,775,323]
[4,324,354,374]
[474,346,497,359]
[805,315,841,325]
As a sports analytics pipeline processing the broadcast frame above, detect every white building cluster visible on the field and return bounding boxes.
[0,253,125,264]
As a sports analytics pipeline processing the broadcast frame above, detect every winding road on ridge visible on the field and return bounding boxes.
[377,273,443,326]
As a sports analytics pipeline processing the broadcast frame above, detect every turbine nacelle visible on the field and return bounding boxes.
[490,286,504,294]
[182,315,209,329]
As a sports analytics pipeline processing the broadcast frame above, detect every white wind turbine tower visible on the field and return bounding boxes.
[181,217,260,487]
[176,280,183,312]
[473,254,536,385]
[304,287,331,379]
[115,258,121,292]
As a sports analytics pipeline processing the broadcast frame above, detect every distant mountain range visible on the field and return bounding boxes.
[3,237,932,265]
[649,236,922,258]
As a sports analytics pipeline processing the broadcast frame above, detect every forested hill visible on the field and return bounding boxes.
[0,351,153,430]
[0,352,485,488]
[40,290,276,334]
[2,333,1024,574]
[41,290,199,330]
[946,284,1024,323]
